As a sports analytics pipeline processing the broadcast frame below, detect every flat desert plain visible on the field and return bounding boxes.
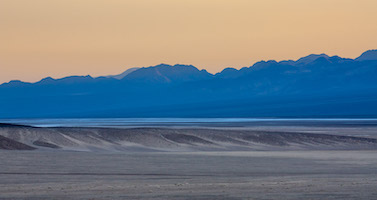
[1,150,377,200]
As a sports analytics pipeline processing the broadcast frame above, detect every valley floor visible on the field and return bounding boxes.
[1,150,377,200]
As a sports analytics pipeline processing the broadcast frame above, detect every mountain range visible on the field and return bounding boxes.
[1,49,377,118]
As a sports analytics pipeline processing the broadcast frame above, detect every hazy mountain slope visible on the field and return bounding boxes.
[104,67,140,80]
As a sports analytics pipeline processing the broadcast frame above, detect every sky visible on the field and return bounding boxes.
[1,0,377,83]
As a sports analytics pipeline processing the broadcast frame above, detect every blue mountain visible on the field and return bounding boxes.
[356,49,377,61]
[1,50,377,118]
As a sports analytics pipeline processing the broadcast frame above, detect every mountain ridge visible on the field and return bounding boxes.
[1,49,377,118]
[3,49,377,86]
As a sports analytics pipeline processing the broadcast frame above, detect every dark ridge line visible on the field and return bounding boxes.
[0,123,35,128]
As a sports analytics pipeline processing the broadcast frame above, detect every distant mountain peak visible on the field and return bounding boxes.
[215,67,240,78]
[149,63,170,68]
[250,60,279,70]
[219,67,238,73]
[36,77,55,85]
[149,63,195,69]
[356,49,377,61]
[295,53,330,65]
[8,80,24,83]
[39,76,54,82]
[60,75,92,80]
[50,75,94,84]
[123,63,213,83]
[0,80,30,87]
[5,80,24,84]
[105,67,140,80]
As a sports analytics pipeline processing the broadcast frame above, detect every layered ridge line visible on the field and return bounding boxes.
[1,125,377,152]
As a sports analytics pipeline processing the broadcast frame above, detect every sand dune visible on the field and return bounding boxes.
[1,124,377,151]
[0,135,36,150]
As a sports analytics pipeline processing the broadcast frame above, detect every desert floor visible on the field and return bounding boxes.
[1,150,377,200]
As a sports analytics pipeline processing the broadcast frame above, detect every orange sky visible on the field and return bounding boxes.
[1,0,377,83]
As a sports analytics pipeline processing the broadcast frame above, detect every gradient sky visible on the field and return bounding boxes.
[1,0,377,83]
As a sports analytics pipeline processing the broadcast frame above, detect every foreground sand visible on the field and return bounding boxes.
[1,150,377,200]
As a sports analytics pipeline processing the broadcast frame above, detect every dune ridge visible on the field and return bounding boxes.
[1,124,377,152]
